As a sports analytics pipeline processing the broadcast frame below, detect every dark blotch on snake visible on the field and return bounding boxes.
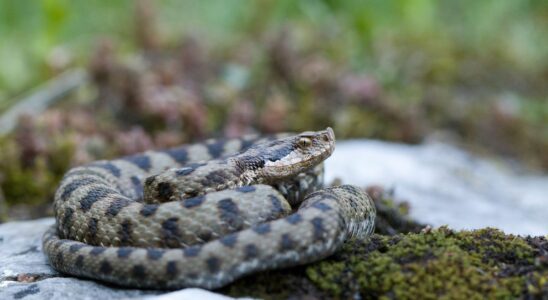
[79,186,116,212]
[280,234,295,251]
[203,170,228,186]
[219,234,238,248]
[217,198,243,230]
[131,176,143,196]
[244,244,259,259]
[163,147,188,164]
[91,162,121,177]
[147,248,164,260]
[117,247,133,258]
[62,207,74,228]
[162,217,181,247]
[100,261,113,275]
[106,197,131,217]
[206,256,221,273]
[239,138,255,151]
[140,204,159,217]
[90,247,106,256]
[119,219,132,244]
[253,223,271,235]
[267,143,294,163]
[69,244,84,253]
[133,265,146,278]
[285,213,303,225]
[197,231,212,242]
[60,177,100,202]
[166,261,178,276]
[312,201,332,212]
[75,255,84,268]
[183,245,202,257]
[157,182,174,202]
[56,251,63,263]
[182,195,205,208]
[311,217,326,241]
[123,154,151,171]
[206,140,225,158]
[87,218,98,242]
[237,185,256,193]
[239,155,265,169]
[269,194,285,214]
[53,240,67,250]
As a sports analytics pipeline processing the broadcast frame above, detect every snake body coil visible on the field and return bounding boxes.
[42,128,376,289]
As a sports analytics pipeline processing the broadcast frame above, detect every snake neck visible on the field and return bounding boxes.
[229,157,271,186]
[142,160,246,203]
[143,127,335,204]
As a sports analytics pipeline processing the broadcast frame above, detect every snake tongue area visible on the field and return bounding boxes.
[43,128,375,290]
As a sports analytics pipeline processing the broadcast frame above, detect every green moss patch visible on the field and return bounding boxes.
[224,227,548,299]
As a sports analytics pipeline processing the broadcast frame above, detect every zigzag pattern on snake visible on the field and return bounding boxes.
[42,128,376,289]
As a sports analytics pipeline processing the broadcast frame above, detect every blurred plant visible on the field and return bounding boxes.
[1,0,548,220]
[0,115,75,207]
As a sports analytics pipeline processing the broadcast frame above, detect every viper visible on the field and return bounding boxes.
[42,128,376,289]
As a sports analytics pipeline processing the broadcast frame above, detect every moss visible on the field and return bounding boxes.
[0,132,75,209]
[365,186,426,235]
[224,227,548,299]
[220,267,325,300]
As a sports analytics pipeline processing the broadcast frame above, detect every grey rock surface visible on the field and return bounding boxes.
[325,140,548,235]
[0,218,160,299]
[0,218,237,300]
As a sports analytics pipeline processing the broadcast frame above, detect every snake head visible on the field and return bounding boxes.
[236,127,335,182]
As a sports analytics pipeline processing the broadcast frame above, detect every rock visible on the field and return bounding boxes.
[1,219,58,280]
[325,140,548,235]
[0,219,240,300]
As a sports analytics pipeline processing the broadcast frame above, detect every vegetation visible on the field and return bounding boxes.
[223,227,548,299]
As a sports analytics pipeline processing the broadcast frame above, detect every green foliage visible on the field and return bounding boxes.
[2,1,548,102]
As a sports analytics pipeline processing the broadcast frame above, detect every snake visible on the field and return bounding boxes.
[42,127,376,290]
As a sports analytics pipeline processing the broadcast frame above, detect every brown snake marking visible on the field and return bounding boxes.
[42,128,376,289]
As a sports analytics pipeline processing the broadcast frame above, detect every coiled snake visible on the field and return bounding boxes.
[42,128,376,289]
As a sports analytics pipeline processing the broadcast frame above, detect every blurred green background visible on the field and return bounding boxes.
[2,0,548,103]
[0,0,547,219]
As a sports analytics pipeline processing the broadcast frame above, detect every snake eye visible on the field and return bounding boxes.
[322,134,330,142]
[298,137,312,148]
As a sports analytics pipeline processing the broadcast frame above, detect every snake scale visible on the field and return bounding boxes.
[42,128,376,289]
